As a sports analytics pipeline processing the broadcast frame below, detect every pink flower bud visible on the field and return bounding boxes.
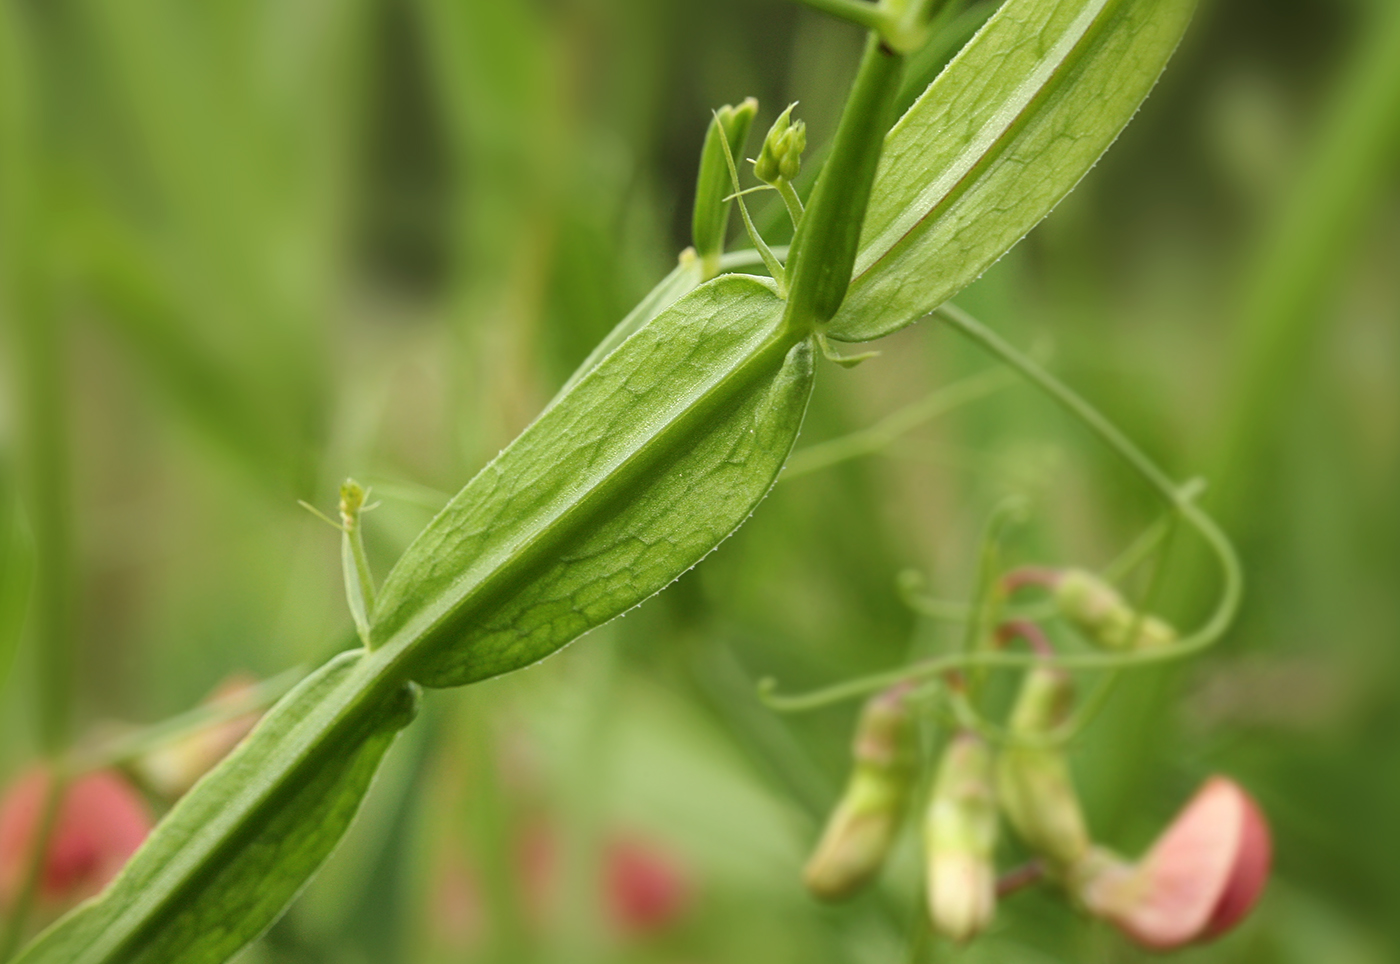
[135,674,263,799]
[604,835,690,936]
[996,666,1090,872]
[924,733,998,942]
[1053,570,1176,651]
[0,767,152,911]
[512,821,692,938]
[804,685,916,901]
[1075,776,1271,949]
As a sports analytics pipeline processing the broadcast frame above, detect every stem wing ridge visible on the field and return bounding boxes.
[828,0,1196,342]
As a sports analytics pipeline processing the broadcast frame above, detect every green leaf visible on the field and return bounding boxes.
[16,652,417,964]
[827,0,1196,342]
[19,268,812,964]
[371,274,815,687]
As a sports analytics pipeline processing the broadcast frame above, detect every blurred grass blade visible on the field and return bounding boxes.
[15,652,416,964]
[372,275,815,686]
[1211,0,1400,527]
[828,0,1196,342]
[0,453,33,694]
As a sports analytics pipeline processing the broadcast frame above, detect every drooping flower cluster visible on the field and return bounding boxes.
[801,568,1271,950]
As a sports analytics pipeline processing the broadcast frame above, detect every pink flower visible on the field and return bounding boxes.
[604,835,690,936]
[1076,776,1271,949]
[135,674,263,800]
[430,819,694,946]
[0,767,152,910]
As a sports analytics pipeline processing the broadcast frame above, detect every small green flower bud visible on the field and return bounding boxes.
[691,98,759,277]
[1054,569,1177,651]
[339,478,367,529]
[753,104,807,186]
[996,666,1091,873]
[803,685,915,901]
[925,732,998,942]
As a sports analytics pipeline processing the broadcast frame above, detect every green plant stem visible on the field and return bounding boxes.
[791,0,889,34]
[0,772,66,961]
[960,498,1025,697]
[775,180,804,230]
[784,31,904,330]
[935,305,1178,501]
[782,366,1012,479]
[67,668,306,774]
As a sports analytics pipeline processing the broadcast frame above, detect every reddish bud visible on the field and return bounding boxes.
[514,821,692,938]
[997,666,1091,873]
[1075,777,1271,949]
[804,685,916,901]
[605,835,690,936]
[0,768,152,911]
[135,675,263,799]
[1053,570,1176,652]
[924,732,998,942]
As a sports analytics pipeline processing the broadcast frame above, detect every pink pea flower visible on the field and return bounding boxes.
[515,822,692,937]
[135,674,263,800]
[1076,776,1271,949]
[0,767,152,911]
[604,834,690,936]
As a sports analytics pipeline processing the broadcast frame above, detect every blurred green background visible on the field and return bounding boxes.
[0,0,1397,961]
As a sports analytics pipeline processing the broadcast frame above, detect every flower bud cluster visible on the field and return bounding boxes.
[993,662,1269,949]
[801,646,1271,951]
[753,104,807,186]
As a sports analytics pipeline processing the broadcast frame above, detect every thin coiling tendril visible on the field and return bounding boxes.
[757,303,1243,719]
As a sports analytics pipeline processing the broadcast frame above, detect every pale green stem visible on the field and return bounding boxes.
[347,519,376,614]
[0,771,65,960]
[715,114,787,295]
[776,180,804,230]
[791,0,889,34]
[782,366,1013,480]
[960,497,1026,697]
[67,667,306,773]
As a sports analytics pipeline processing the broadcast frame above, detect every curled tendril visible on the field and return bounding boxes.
[757,304,1243,723]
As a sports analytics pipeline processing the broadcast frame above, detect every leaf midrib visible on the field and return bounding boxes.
[375,304,802,680]
[65,293,804,964]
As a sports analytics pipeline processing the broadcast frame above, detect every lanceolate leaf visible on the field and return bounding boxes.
[18,274,813,964]
[827,0,1196,342]
[16,653,418,964]
[373,274,815,687]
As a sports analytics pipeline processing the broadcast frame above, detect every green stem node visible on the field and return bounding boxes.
[783,32,904,332]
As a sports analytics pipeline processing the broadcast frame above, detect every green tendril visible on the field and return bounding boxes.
[758,305,1243,715]
[714,112,787,296]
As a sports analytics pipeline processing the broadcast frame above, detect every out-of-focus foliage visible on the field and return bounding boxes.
[0,0,1397,961]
